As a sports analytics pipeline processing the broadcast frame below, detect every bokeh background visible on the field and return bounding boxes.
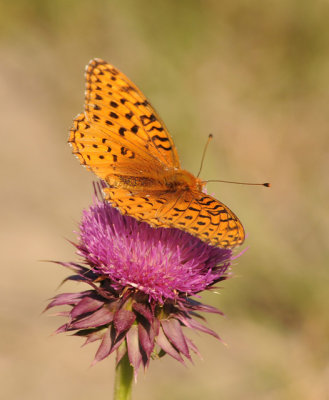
[1,1,328,399]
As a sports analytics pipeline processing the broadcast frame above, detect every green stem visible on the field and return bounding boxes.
[113,352,133,400]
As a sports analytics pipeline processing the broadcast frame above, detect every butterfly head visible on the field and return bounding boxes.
[164,170,205,193]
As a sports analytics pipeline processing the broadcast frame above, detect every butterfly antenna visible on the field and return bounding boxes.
[196,134,213,178]
[205,179,271,187]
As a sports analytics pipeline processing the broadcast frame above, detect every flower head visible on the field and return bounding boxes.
[46,187,236,374]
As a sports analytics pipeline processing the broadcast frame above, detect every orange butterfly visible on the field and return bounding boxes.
[69,59,245,248]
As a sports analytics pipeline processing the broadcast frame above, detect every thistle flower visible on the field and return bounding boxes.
[46,187,235,376]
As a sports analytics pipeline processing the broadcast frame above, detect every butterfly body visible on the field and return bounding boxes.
[105,169,202,193]
[69,59,245,248]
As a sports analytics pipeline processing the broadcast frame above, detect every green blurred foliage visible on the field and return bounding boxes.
[0,0,328,399]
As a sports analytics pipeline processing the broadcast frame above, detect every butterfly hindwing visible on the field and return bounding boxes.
[104,187,244,248]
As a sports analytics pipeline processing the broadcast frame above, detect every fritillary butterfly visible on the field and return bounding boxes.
[69,59,245,248]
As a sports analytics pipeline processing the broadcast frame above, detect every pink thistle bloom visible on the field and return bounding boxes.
[46,187,237,375]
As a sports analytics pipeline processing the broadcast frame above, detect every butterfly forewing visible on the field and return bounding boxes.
[84,59,180,169]
[69,112,166,180]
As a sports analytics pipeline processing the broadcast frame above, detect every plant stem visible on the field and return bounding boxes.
[113,352,133,400]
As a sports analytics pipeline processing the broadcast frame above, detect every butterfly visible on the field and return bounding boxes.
[68,59,245,248]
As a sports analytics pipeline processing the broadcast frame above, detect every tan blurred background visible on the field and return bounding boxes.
[1,1,328,399]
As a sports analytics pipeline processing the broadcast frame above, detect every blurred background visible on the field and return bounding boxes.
[1,1,328,399]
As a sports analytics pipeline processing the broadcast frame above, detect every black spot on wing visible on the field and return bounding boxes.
[151,135,172,151]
